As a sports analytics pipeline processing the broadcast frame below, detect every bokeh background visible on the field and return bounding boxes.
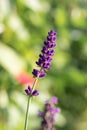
[0,0,87,130]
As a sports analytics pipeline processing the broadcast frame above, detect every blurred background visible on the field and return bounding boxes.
[0,0,87,130]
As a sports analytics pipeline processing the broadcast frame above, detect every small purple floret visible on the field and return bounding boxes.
[39,70,46,77]
[28,86,32,92]
[52,96,58,104]
[32,90,39,96]
[32,69,46,78]
[48,30,56,36]
[25,86,39,97]
[32,69,39,77]
[50,107,60,114]
[25,89,30,95]
[25,85,31,95]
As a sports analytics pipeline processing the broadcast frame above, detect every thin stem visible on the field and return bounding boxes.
[24,96,31,130]
[32,77,39,91]
[24,77,39,130]
[24,68,42,130]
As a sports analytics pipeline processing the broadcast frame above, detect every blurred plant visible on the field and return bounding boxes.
[24,30,57,130]
[38,97,60,130]
[0,0,87,130]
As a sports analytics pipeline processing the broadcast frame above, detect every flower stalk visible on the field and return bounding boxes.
[24,95,31,130]
[24,30,57,130]
[24,77,39,130]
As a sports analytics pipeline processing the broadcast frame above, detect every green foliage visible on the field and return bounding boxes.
[0,0,87,130]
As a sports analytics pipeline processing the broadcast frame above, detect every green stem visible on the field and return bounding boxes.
[24,68,42,130]
[24,95,31,130]
[24,77,39,130]
[32,77,39,91]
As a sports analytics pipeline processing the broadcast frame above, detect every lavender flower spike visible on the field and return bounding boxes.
[38,97,60,130]
[32,30,56,78]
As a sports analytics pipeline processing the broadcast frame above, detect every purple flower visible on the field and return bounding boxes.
[32,90,39,96]
[32,30,56,78]
[32,69,46,78]
[52,96,58,104]
[48,30,56,36]
[38,97,60,130]
[50,108,60,114]
[25,86,39,97]
[25,85,32,95]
